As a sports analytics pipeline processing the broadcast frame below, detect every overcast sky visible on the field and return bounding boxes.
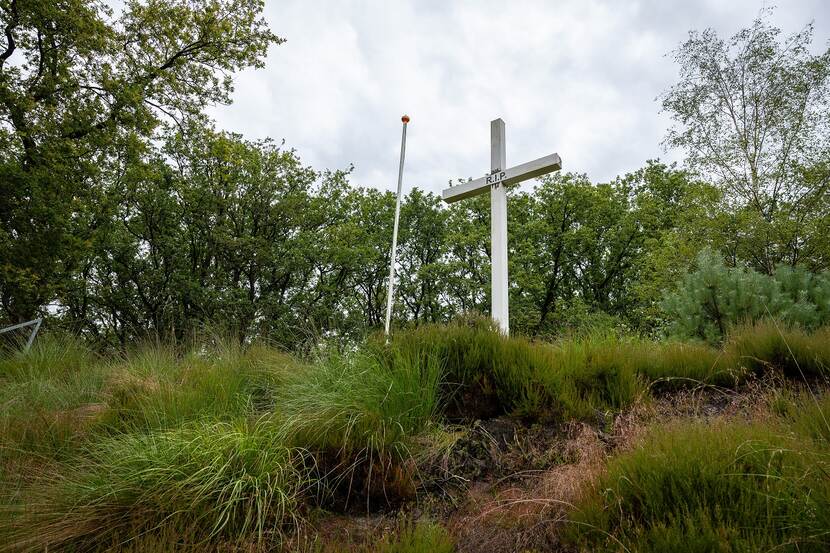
[207,0,830,195]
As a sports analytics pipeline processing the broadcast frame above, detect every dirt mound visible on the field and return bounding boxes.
[446,422,606,553]
[416,416,580,510]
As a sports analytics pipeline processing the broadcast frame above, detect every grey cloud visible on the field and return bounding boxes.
[207,0,830,194]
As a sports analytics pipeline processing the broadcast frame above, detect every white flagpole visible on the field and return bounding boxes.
[384,114,410,338]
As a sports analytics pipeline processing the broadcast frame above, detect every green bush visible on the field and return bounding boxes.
[663,249,830,342]
[566,415,830,552]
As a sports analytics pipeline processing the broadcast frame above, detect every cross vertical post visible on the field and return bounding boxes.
[490,118,509,335]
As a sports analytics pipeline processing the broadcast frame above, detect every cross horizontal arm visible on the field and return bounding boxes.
[442,153,562,203]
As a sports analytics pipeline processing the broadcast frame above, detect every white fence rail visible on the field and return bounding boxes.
[0,318,43,352]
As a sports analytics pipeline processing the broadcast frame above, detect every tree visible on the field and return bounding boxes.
[443,193,490,317]
[0,0,279,322]
[662,11,830,273]
[662,249,830,342]
[396,189,448,325]
[503,162,719,337]
[345,188,395,330]
[77,124,322,346]
[624,161,723,332]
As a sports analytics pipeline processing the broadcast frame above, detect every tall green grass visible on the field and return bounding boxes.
[0,332,96,381]
[382,319,830,421]
[2,322,830,551]
[271,347,442,507]
[0,335,295,467]
[274,348,441,457]
[4,420,313,551]
[564,395,830,552]
[729,323,830,380]
[0,335,300,551]
[100,340,295,431]
[0,334,106,472]
[1,341,444,550]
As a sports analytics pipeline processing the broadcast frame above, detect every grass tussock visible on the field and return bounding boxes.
[272,347,442,508]
[564,395,830,552]
[381,318,829,421]
[275,348,441,457]
[729,322,830,379]
[5,420,313,551]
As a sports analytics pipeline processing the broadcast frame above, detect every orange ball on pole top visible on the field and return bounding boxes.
[401,114,410,123]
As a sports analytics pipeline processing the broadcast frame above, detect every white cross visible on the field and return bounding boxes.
[442,118,561,335]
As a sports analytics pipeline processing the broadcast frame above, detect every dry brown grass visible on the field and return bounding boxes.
[103,370,163,400]
[448,423,606,553]
[293,513,394,552]
[51,402,108,428]
[443,376,810,553]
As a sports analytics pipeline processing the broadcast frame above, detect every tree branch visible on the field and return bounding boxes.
[60,37,209,141]
[0,0,18,71]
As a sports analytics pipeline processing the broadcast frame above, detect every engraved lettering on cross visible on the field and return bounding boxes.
[486,171,507,187]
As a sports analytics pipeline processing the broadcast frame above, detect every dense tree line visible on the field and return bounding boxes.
[8,119,822,347]
[0,3,828,347]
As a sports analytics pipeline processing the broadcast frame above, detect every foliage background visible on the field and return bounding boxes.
[0,4,828,349]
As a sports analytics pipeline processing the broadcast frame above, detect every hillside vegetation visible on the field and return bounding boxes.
[1,320,829,551]
[1,4,829,550]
